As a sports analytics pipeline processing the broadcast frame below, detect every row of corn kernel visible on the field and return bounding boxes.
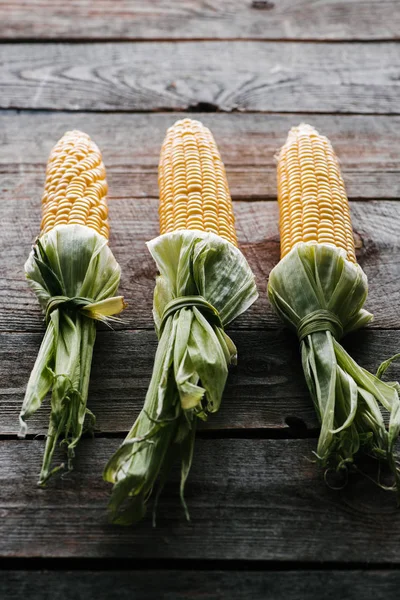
[41,130,109,240]
[40,123,357,266]
[277,124,356,263]
[158,119,237,246]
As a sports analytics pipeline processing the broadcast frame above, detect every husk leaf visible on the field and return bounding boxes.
[20,224,124,485]
[268,242,400,489]
[104,230,258,524]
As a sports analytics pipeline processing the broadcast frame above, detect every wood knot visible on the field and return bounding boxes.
[285,416,308,436]
[187,101,219,112]
[251,0,275,9]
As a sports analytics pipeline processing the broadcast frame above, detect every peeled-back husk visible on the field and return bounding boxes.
[268,242,400,488]
[104,230,258,525]
[20,224,124,484]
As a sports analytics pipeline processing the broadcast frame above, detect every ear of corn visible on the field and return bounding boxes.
[20,131,123,485]
[268,123,400,493]
[158,118,237,246]
[277,123,356,263]
[104,119,257,525]
[41,130,110,239]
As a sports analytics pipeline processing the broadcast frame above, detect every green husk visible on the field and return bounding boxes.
[104,230,258,525]
[20,224,124,485]
[268,242,400,489]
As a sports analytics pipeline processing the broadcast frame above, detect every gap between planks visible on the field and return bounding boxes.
[1,38,399,44]
[0,558,400,571]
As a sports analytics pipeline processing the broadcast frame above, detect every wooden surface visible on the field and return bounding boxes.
[2,42,400,113]
[1,0,399,41]
[2,438,400,561]
[2,2,400,598]
[2,570,400,600]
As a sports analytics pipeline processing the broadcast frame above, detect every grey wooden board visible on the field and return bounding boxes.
[1,197,400,332]
[0,328,310,434]
[1,0,399,41]
[2,112,400,201]
[1,328,399,435]
[2,0,400,587]
[1,438,399,561]
[1,43,400,112]
[2,569,400,600]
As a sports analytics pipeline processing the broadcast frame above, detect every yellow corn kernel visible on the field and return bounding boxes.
[277,123,356,263]
[41,130,109,240]
[158,118,237,246]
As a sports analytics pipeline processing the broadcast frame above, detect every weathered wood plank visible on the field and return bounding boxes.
[1,328,399,435]
[1,42,400,113]
[1,0,399,41]
[2,112,400,201]
[2,569,400,600]
[1,198,400,332]
[1,438,399,561]
[0,328,310,434]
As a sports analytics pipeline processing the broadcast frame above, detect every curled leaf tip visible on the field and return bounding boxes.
[37,462,66,487]
[18,417,28,439]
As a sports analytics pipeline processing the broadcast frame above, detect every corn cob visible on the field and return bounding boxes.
[21,130,124,485]
[41,130,109,240]
[104,118,258,524]
[158,118,237,246]
[269,123,400,492]
[277,123,356,263]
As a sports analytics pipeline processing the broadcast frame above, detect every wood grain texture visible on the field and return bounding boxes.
[1,329,399,436]
[2,569,400,600]
[2,0,400,582]
[1,0,399,41]
[1,42,400,113]
[2,112,400,201]
[0,328,310,434]
[1,197,400,332]
[1,437,400,561]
